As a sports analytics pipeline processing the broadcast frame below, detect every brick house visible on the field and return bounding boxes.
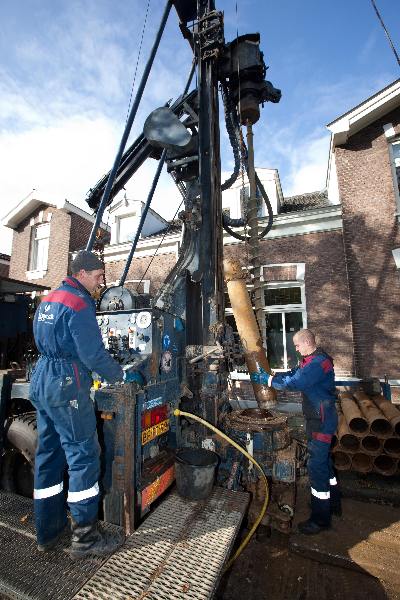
[3,80,400,389]
[102,80,400,387]
[2,198,110,292]
[327,78,400,382]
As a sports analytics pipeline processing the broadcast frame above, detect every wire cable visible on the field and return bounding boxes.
[135,198,184,293]
[125,0,151,124]
[370,0,400,68]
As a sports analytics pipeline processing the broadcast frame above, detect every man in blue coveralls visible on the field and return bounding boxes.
[251,329,341,535]
[30,250,124,557]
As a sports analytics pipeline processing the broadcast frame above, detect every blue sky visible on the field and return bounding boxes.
[0,0,399,253]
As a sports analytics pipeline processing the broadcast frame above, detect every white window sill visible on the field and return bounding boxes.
[26,269,47,280]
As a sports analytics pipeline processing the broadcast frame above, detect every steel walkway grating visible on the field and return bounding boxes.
[0,491,122,600]
[0,487,248,600]
[73,487,249,600]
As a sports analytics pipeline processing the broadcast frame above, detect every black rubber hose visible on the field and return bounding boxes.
[220,82,274,241]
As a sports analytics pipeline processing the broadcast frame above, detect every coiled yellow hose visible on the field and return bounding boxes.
[174,408,270,571]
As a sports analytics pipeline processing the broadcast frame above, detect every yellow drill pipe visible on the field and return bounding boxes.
[224,258,276,408]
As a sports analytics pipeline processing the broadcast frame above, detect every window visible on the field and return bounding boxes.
[29,223,50,271]
[391,140,400,197]
[224,275,307,376]
[117,214,137,243]
[263,282,306,370]
[264,286,302,306]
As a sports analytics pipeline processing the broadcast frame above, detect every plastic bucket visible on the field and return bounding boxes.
[175,448,219,500]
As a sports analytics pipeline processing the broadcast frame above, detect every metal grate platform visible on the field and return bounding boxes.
[0,491,122,600]
[73,487,249,600]
[0,487,248,600]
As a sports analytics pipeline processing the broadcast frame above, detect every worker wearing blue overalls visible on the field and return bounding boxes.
[30,250,124,557]
[251,329,341,535]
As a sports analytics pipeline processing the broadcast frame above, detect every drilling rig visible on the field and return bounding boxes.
[0,1,298,597]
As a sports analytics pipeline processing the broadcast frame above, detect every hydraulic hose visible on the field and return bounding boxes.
[173,408,270,571]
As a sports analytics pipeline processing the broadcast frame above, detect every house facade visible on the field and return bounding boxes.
[2,198,110,293]
[102,80,400,386]
[327,78,400,381]
[3,79,400,388]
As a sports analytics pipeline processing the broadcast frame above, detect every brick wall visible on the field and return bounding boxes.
[335,105,400,379]
[224,229,354,376]
[69,213,97,254]
[106,229,353,376]
[105,253,177,296]
[9,206,71,291]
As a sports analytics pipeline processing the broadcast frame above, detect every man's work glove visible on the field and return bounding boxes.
[250,366,271,385]
[122,364,144,385]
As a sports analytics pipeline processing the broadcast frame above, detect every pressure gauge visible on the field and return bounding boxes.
[136,311,151,329]
[129,314,136,324]
[97,316,103,326]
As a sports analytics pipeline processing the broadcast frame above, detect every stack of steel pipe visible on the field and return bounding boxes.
[332,390,400,476]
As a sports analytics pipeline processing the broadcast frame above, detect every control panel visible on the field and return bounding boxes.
[96,309,154,364]
[94,306,185,520]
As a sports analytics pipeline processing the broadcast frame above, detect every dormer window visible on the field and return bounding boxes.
[29,222,50,271]
[117,213,137,243]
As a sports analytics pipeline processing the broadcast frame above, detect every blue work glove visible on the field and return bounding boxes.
[250,366,271,385]
[122,364,144,385]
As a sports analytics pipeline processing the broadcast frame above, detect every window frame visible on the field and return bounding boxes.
[388,138,400,215]
[225,270,307,377]
[261,280,307,371]
[116,212,137,244]
[29,222,50,272]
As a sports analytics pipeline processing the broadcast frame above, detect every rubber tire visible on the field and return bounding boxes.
[1,413,37,498]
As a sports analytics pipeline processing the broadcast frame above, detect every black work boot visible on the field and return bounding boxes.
[68,520,124,559]
[299,494,332,535]
[37,523,68,552]
[298,518,331,535]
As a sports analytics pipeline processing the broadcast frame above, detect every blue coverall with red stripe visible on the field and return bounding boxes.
[270,349,339,526]
[30,277,123,546]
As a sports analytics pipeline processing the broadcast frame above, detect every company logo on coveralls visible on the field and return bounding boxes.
[38,305,54,323]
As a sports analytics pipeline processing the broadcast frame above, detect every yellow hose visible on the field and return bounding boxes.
[174,408,270,571]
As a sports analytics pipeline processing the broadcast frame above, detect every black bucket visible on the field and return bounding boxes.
[175,448,219,501]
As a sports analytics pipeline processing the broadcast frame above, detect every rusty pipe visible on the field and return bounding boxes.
[371,395,400,436]
[337,409,360,452]
[383,437,400,458]
[339,391,369,435]
[332,450,352,470]
[351,452,373,473]
[224,258,276,409]
[373,454,397,476]
[353,391,393,438]
[360,435,382,455]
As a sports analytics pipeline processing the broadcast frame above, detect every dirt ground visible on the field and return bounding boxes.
[215,527,399,600]
[216,481,400,600]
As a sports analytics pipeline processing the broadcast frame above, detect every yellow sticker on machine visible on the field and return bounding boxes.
[141,419,170,445]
